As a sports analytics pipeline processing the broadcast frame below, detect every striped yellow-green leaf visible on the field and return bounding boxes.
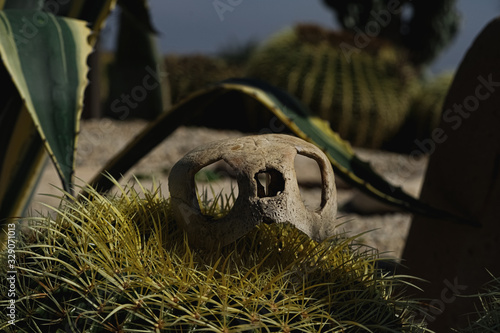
[0,9,92,205]
[1,0,119,46]
[87,78,472,225]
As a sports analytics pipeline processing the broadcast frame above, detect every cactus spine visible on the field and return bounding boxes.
[1,182,427,332]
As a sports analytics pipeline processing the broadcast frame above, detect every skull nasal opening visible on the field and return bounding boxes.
[255,168,285,197]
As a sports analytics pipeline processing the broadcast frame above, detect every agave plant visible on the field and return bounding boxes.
[0,180,428,332]
[0,0,164,245]
[0,0,96,220]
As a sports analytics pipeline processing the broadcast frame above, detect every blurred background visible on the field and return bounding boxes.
[92,0,500,153]
[100,0,499,74]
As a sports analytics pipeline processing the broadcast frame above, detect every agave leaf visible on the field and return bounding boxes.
[87,78,471,225]
[0,1,122,240]
[2,0,119,46]
[0,10,92,196]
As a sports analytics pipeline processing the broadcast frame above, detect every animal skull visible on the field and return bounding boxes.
[168,134,337,249]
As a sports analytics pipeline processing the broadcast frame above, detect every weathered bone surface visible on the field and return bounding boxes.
[168,134,337,249]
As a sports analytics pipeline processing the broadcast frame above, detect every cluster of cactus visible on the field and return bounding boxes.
[1,182,427,332]
[245,24,420,149]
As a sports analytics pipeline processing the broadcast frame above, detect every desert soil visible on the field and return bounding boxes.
[31,119,429,260]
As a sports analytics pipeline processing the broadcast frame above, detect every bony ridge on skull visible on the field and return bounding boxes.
[168,134,337,249]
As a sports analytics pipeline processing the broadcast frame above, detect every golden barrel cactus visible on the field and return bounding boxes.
[1,182,427,332]
[246,24,419,149]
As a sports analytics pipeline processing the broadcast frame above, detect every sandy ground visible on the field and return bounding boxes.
[30,119,429,260]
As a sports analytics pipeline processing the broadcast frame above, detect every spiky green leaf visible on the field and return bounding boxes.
[0,9,92,196]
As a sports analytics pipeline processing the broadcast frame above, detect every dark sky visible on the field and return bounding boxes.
[101,0,499,74]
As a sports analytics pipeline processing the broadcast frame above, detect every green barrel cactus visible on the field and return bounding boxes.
[245,24,419,149]
[1,182,427,332]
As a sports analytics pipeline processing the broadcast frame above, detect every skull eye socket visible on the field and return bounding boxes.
[255,169,285,197]
[294,153,323,211]
[194,160,238,218]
